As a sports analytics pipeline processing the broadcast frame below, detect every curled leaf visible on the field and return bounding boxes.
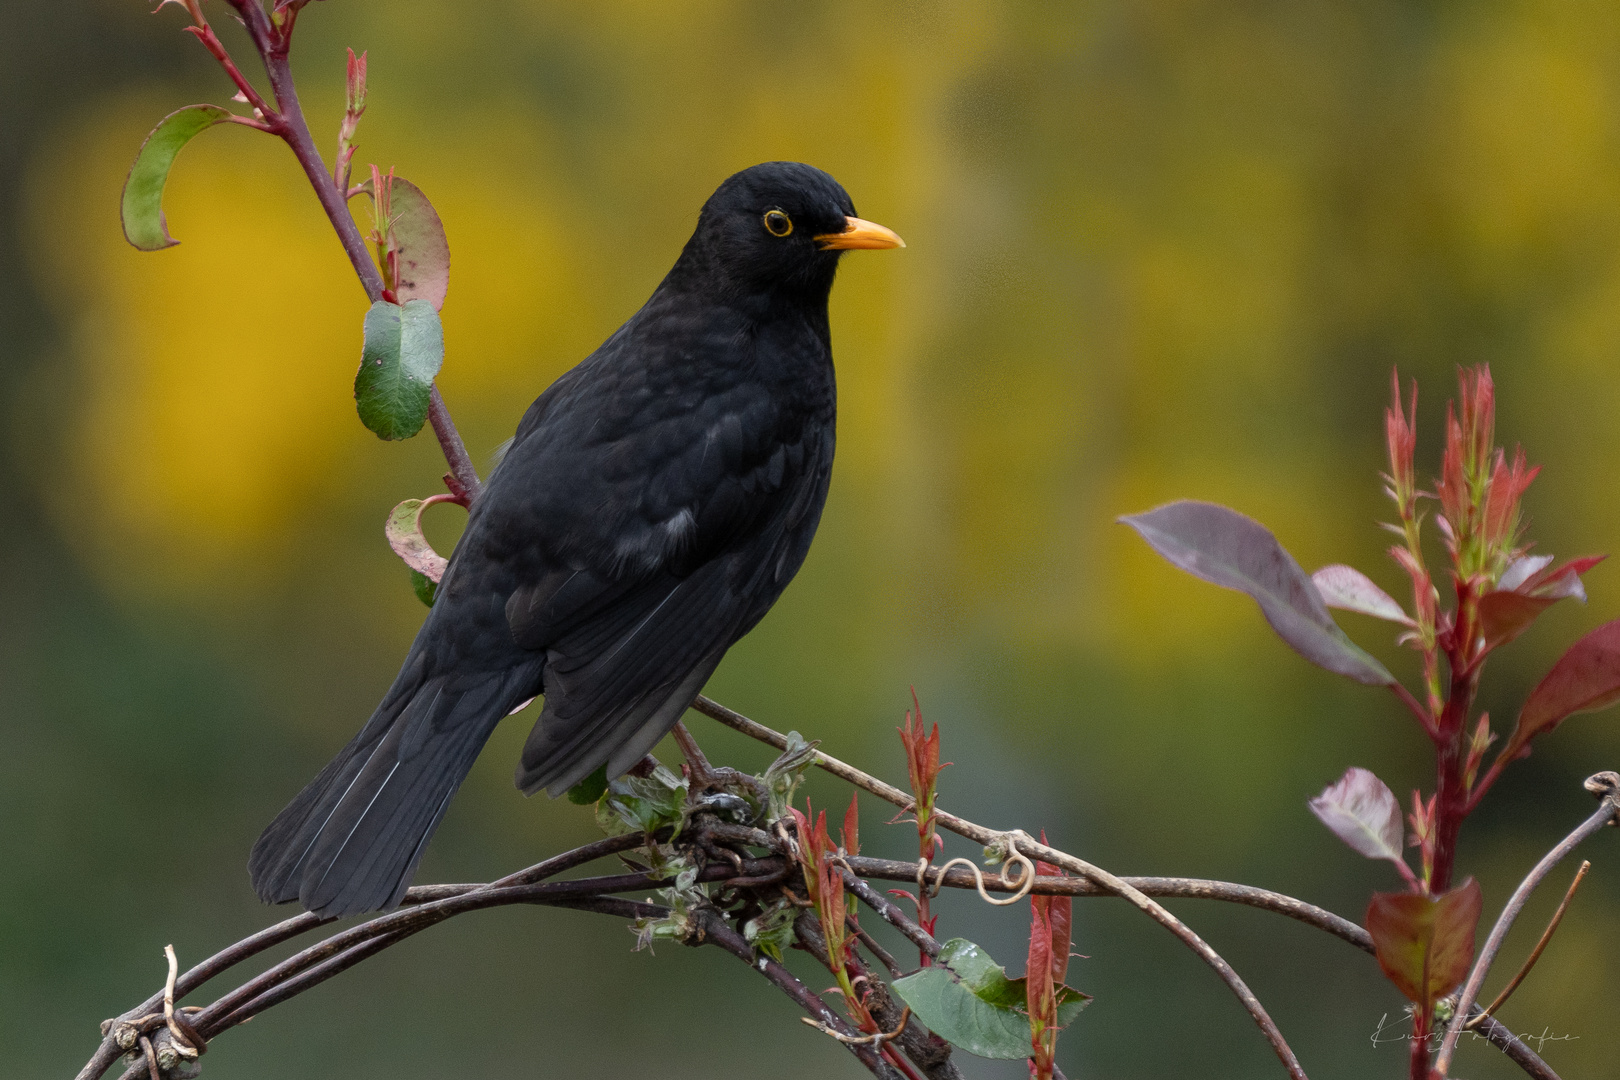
[1309,767,1405,864]
[356,299,444,440]
[1365,879,1482,1007]
[1479,555,1605,653]
[121,104,233,250]
[385,497,451,583]
[1121,501,1396,686]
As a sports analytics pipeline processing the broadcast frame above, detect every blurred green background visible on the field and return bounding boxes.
[6,1,1620,1077]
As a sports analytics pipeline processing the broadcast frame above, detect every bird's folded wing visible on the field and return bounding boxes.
[510,538,780,795]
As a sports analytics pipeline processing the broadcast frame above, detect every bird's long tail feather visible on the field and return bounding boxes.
[249,663,541,917]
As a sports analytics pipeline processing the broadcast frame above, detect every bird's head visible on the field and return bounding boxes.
[673,161,903,304]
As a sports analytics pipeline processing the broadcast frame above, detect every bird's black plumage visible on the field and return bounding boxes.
[249,162,899,917]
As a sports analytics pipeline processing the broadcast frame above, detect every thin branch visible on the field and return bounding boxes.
[841,867,941,960]
[201,0,483,503]
[693,696,1310,1080]
[1434,773,1619,1076]
[1468,861,1590,1029]
[691,907,905,1079]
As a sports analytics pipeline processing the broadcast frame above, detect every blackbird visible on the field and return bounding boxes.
[249,162,903,916]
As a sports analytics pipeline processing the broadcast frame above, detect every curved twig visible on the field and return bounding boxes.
[1434,773,1619,1076]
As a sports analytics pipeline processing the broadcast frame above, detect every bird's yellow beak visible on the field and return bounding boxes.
[815,216,905,251]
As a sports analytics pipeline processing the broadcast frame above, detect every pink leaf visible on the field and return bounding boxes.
[1312,565,1413,625]
[1309,767,1405,863]
[1121,501,1395,686]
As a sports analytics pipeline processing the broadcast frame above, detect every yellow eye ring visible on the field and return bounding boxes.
[763,209,793,237]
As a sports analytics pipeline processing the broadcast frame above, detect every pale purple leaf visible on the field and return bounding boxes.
[1121,501,1396,686]
[1309,767,1405,863]
[1312,565,1413,625]
[1498,555,1553,592]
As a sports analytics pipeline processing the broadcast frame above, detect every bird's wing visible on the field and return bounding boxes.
[490,413,829,795]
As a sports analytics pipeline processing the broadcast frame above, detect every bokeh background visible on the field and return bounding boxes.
[6,1,1620,1077]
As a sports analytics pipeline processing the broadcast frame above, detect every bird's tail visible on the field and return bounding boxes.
[249,662,542,917]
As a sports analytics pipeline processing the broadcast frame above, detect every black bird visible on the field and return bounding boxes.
[249,162,903,917]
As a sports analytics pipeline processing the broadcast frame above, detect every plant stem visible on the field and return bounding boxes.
[214,0,483,503]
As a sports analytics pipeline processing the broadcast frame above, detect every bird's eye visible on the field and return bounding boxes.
[763,209,793,237]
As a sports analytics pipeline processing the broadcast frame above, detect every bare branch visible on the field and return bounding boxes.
[1434,772,1619,1075]
[1467,860,1590,1028]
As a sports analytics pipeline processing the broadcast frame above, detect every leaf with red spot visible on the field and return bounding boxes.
[355,174,451,310]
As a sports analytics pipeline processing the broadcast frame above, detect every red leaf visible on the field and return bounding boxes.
[1477,591,1558,653]
[1121,501,1396,686]
[841,792,860,858]
[1500,618,1620,763]
[1365,879,1483,1007]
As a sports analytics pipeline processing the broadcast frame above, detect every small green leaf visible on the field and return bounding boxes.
[892,967,1032,1059]
[355,299,443,440]
[595,765,688,837]
[566,764,609,805]
[762,730,818,821]
[742,900,798,963]
[121,104,233,251]
[409,569,437,607]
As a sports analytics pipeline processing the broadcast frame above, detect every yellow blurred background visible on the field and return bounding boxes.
[6,1,1620,1077]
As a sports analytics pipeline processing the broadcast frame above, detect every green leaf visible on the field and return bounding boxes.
[893,967,1031,1059]
[566,764,609,805]
[355,299,444,440]
[409,569,437,607]
[894,939,1090,1060]
[742,899,798,963]
[762,730,818,821]
[121,104,233,251]
[356,175,452,309]
[937,938,1024,1008]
